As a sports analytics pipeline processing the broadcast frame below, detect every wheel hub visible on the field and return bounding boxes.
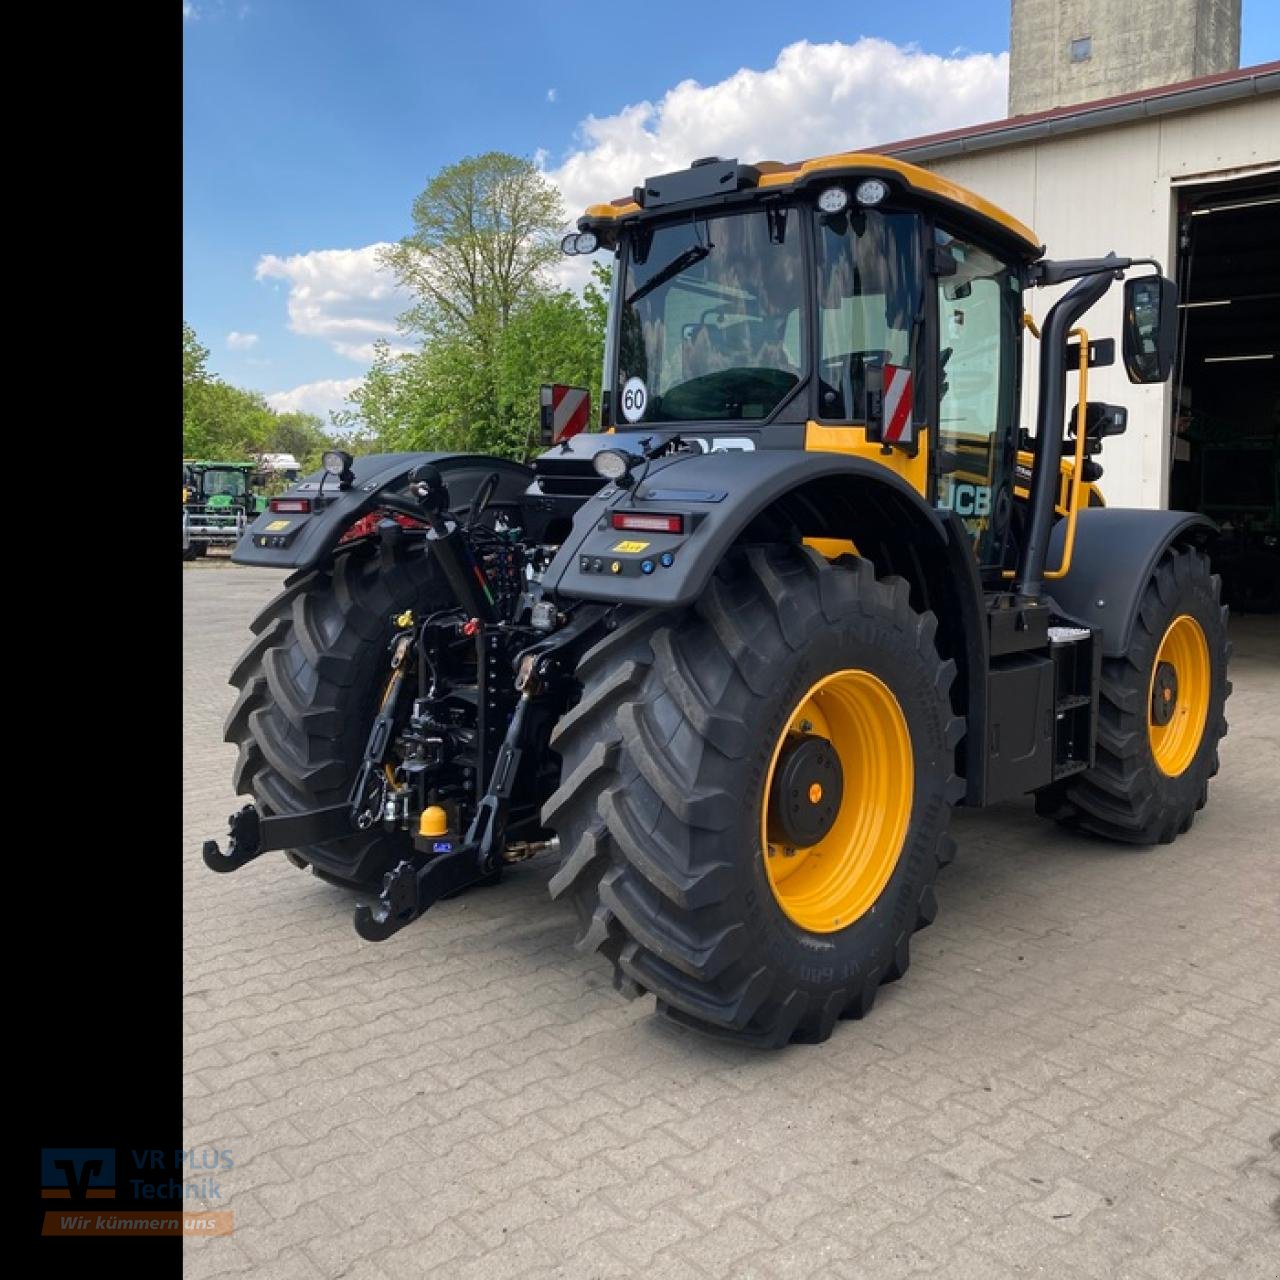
[1150,661,1178,726]
[768,735,844,847]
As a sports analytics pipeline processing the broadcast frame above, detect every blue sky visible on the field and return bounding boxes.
[183,0,1279,419]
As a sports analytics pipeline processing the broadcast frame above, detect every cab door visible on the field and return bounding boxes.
[932,228,1023,568]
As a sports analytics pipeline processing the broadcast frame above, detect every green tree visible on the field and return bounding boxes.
[341,264,609,461]
[266,411,335,470]
[182,321,340,466]
[381,152,566,335]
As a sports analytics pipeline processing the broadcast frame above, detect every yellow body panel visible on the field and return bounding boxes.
[804,537,860,559]
[582,152,1041,257]
[804,421,930,497]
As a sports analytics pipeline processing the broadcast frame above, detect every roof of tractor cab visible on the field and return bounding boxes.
[582,150,1043,260]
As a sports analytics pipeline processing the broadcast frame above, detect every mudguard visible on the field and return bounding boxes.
[543,446,949,609]
[231,452,534,571]
[1046,508,1216,658]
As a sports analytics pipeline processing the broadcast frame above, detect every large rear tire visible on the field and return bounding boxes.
[544,546,963,1047]
[223,539,449,888]
[1035,544,1230,844]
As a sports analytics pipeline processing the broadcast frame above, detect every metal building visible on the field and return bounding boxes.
[875,61,1279,607]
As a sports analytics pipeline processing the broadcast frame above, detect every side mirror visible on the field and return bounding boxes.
[1122,275,1177,383]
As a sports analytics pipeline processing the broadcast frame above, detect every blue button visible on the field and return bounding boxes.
[660,552,674,567]
[641,560,655,574]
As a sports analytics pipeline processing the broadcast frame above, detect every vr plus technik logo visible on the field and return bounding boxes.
[41,1149,116,1200]
[39,1148,236,1236]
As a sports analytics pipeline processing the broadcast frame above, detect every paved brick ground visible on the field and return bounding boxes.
[183,560,1280,1279]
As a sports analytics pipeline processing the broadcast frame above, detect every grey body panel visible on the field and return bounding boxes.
[542,446,948,609]
[1045,508,1216,657]
[231,453,534,570]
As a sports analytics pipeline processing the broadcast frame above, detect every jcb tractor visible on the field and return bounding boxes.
[205,153,1230,1047]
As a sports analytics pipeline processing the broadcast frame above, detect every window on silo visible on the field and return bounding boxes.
[1070,36,1092,62]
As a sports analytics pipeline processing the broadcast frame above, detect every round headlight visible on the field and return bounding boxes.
[574,230,599,254]
[560,232,580,255]
[322,449,353,476]
[592,449,632,481]
[816,186,849,214]
[855,178,889,207]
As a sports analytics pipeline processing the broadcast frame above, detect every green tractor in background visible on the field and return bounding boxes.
[182,460,268,560]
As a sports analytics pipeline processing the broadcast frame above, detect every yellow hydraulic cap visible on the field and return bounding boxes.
[396,610,414,628]
[419,805,449,837]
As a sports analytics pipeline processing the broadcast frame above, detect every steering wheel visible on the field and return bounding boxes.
[817,349,892,417]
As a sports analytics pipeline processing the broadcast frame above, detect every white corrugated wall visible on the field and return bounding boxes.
[918,94,1278,509]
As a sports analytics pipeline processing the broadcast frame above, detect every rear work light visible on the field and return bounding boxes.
[611,511,684,534]
[270,497,312,514]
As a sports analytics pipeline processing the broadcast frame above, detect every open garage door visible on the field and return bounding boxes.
[1170,172,1280,614]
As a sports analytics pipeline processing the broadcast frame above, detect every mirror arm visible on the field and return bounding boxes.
[1028,253,1163,287]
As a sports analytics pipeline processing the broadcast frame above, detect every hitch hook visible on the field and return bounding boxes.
[353,860,421,942]
[202,805,265,873]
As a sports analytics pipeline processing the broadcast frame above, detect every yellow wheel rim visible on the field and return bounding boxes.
[1147,614,1211,778]
[761,669,913,934]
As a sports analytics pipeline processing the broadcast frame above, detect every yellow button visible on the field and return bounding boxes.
[610,561,622,574]
[419,805,448,837]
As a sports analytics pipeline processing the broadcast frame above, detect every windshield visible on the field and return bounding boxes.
[616,208,804,423]
[201,469,248,498]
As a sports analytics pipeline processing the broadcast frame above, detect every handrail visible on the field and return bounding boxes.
[1044,327,1091,580]
[1002,319,1090,581]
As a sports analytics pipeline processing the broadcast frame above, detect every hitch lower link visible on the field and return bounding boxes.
[202,803,352,873]
[352,651,561,943]
[201,799,558,942]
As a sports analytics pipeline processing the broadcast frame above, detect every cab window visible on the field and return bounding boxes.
[814,210,925,422]
[934,230,1021,564]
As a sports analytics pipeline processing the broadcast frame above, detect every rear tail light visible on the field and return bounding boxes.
[610,511,684,534]
[270,497,312,513]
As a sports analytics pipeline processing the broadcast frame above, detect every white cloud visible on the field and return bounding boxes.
[183,2,198,19]
[265,378,364,419]
[226,330,258,350]
[543,37,1008,222]
[252,38,1009,390]
[254,244,414,363]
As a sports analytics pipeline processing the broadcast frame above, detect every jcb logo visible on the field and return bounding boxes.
[940,482,991,518]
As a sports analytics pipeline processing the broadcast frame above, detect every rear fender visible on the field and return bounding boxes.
[543,448,950,608]
[231,452,534,571]
[545,447,989,798]
[1045,508,1217,657]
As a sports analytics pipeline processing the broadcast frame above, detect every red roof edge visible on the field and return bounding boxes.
[873,59,1280,156]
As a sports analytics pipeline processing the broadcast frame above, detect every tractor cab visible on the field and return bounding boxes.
[563,153,1174,590]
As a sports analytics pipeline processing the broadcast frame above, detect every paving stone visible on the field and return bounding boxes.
[183,566,1280,1276]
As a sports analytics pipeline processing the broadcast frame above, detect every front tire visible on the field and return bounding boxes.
[545,546,963,1047]
[1036,544,1230,843]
